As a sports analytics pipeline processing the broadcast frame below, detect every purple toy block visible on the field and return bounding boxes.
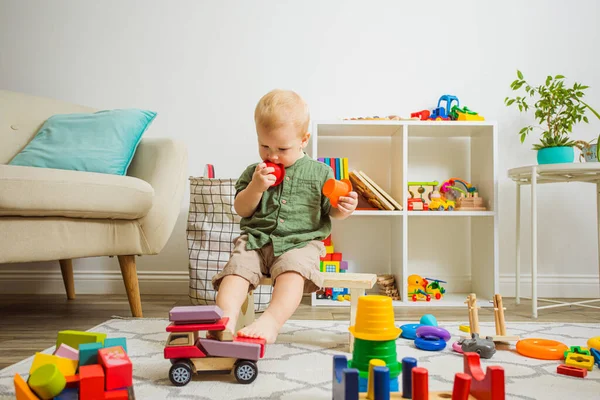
[53,343,79,361]
[340,261,348,271]
[197,338,261,361]
[169,305,223,323]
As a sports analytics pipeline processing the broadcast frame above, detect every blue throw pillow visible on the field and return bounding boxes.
[9,109,156,175]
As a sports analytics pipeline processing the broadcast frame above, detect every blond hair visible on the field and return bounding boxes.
[254,89,310,136]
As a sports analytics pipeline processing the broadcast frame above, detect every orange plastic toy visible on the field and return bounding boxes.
[516,338,568,360]
[265,161,285,187]
[323,178,352,208]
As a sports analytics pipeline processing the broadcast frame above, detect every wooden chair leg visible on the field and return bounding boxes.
[59,259,75,300]
[235,291,256,332]
[117,255,143,317]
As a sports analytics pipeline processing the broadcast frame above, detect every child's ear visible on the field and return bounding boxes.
[301,132,311,148]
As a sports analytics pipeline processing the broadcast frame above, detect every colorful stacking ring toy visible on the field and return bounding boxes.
[415,337,446,351]
[416,326,451,342]
[516,338,568,360]
[400,324,422,340]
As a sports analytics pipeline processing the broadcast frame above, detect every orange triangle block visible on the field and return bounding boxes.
[14,374,40,400]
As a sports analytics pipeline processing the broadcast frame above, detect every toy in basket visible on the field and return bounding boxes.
[14,330,133,399]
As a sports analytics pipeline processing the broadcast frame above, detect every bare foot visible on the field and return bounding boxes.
[237,313,280,344]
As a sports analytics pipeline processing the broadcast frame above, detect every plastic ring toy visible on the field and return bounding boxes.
[415,337,446,351]
[416,326,451,342]
[516,338,568,360]
[588,336,600,351]
[452,341,464,353]
[400,324,422,340]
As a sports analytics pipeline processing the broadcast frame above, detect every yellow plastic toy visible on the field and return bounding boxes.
[587,336,600,351]
[565,352,595,371]
[348,295,401,341]
[407,274,430,301]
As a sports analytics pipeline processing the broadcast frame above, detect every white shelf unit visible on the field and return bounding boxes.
[309,120,498,308]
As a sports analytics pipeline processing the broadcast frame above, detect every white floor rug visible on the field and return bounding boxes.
[1,319,599,399]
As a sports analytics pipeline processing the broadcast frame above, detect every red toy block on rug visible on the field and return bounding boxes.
[98,346,133,391]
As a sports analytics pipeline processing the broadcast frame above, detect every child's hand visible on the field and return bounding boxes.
[249,162,277,192]
[336,191,358,217]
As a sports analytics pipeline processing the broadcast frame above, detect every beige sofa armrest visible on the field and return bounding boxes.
[127,137,188,254]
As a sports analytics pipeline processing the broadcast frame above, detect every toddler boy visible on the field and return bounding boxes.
[211,89,358,343]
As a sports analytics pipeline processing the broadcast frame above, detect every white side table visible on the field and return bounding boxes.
[508,163,600,318]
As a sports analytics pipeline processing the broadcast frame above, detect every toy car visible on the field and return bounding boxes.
[459,333,496,359]
[428,197,455,211]
[164,305,266,386]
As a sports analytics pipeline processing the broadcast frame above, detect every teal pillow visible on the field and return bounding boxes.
[9,109,156,175]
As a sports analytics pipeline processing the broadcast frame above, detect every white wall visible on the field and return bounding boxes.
[1,0,599,298]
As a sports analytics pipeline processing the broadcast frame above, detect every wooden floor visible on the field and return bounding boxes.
[1,293,599,369]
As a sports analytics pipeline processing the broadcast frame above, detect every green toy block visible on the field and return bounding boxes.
[56,330,106,350]
[104,337,128,353]
[79,342,103,366]
[564,345,591,359]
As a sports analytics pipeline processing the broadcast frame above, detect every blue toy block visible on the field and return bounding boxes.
[104,337,128,353]
[401,357,417,398]
[333,355,359,400]
[78,342,102,366]
[54,387,78,399]
[591,348,600,368]
[373,366,391,400]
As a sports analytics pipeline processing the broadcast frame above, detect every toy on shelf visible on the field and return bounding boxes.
[13,330,133,399]
[343,115,411,121]
[333,352,505,400]
[164,305,266,386]
[410,94,485,123]
[407,181,438,210]
[440,178,487,211]
[346,295,402,392]
[464,294,519,343]
[407,274,430,302]
[376,274,400,300]
[428,189,455,211]
[264,161,285,187]
[316,235,350,301]
[323,178,352,208]
[424,277,446,299]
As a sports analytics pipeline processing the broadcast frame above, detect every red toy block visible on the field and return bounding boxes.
[164,344,206,359]
[557,364,587,378]
[99,346,133,391]
[331,253,342,261]
[166,317,229,332]
[452,373,472,400]
[320,254,332,261]
[463,352,505,400]
[104,389,128,399]
[79,364,105,400]
[323,235,331,246]
[412,367,428,400]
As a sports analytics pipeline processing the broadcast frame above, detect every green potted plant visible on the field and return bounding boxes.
[505,70,600,164]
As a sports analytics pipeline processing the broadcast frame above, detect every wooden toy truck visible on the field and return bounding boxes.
[164,305,265,386]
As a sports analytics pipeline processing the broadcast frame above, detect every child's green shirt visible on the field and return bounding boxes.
[235,153,334,256]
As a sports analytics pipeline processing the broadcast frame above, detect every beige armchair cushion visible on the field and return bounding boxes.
[0,164,154,219]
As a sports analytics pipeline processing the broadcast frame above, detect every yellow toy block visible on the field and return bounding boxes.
[323,261,340,273]
[565,352,595,371]
[459,325,470,333]
[14,374,40,400]
[56,330,106,350]
[29,353,77,377]
[325,245,334,254]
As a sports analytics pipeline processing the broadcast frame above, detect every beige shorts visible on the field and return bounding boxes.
[212,234,326,293]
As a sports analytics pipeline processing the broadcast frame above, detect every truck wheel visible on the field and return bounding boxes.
[234,360,258,384]
[169,360,193,386]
